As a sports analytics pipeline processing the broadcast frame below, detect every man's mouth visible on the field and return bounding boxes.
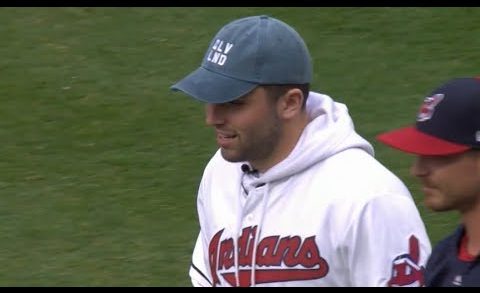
[216,132,237,147]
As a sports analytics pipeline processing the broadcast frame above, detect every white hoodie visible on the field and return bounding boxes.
[189,91,431,287]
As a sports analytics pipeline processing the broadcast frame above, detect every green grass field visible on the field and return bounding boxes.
[1,7,477,286]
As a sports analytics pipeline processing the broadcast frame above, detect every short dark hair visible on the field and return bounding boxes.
[262,84,310,109]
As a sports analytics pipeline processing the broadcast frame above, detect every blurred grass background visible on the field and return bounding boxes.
[1,7,477,285]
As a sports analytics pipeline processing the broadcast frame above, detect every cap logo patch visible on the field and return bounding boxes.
[417,93,444,122]
[206,39,234,66]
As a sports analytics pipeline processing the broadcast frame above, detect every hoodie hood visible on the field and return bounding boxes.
[247,91,374,187]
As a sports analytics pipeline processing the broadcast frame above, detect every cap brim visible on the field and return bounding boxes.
[376,126,471,156]
[170,66,257,103]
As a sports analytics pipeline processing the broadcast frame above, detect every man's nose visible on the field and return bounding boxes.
[205,104,224,126]
[410,156,429,178]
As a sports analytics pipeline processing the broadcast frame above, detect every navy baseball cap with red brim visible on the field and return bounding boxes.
[376,77,480,156]
[377,126,471,156]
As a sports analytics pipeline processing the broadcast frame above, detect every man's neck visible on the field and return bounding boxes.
[462,201,480,256]
[251,114,309,173]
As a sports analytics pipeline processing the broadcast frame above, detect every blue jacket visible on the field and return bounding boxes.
[426,225,480,287]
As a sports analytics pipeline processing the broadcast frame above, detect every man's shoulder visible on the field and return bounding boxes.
[202,149,241,177]
[311,148,412,200]
[322,148,404,182]
[431,226,464,256]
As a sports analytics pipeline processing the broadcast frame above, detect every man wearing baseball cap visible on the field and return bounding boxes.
[377,77,480,287]
[172,15,431,287]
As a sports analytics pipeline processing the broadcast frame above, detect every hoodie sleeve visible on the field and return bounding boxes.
[189,232,213,287]
[345,192,432,287]
[189,162,215,287]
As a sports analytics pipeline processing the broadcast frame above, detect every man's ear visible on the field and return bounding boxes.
[277,88,304,119]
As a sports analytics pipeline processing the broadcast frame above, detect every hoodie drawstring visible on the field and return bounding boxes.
[233,172,248,287]
[250,183,270,287]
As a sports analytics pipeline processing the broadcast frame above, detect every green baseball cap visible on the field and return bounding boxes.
[170,15,313,103]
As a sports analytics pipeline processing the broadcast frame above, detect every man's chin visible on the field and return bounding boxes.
[423,198,452,212]
[220,149,244,163]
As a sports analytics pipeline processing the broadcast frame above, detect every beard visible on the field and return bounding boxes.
[220,113,282,164]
